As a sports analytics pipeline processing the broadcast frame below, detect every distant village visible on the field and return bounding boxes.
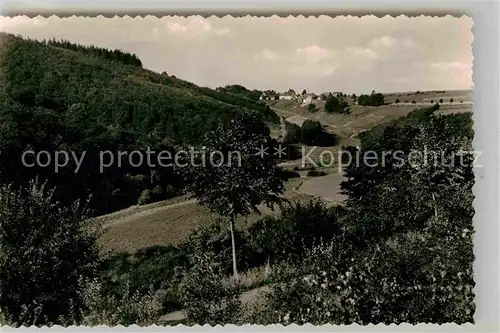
[259,89,345,106]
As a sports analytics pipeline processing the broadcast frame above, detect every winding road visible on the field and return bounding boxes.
[298,172,347,205]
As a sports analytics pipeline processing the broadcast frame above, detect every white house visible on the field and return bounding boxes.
[279,93,295,100]
[300,93,317,106]
[301,95,313,106]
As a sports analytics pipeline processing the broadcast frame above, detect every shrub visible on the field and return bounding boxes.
[283,123,302,144]
[256,222,474,325]
[325,96,348,114]
[411,100,416,104]
[178,252,242,325]
[182,220,253,274]
[450,98,454,103]
[358,92,384,106]
[0,179,100,326]
[307,103,318,113]
[247,201,345,264]
[151,185,164,199]
[82,279,163,326]
[278,169,301,181]
[98,245,190,314]
[137,189,153,205]
[394,99,400,104]
[307,170,327,177]
[301,120,323,145]
[439,98,444,103]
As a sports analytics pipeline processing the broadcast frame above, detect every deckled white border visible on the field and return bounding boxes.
[0,1,498,332]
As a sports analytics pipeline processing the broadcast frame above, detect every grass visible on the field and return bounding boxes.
[99,177,313,254]
[267,90,472,142]
[223,260,297,292]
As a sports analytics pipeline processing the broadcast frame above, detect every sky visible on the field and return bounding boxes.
[0,15,473,94]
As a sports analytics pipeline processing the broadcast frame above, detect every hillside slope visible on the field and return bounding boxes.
[0,33,278,215]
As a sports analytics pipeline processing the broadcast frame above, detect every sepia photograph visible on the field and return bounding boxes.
[0,13,477,327]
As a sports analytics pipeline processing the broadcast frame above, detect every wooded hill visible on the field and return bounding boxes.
[0,33,279,215]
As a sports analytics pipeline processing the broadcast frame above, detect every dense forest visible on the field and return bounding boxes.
[44,38,143,67]
[0,33,278,215]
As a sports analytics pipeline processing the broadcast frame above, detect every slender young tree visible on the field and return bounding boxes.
[182,112,285,277]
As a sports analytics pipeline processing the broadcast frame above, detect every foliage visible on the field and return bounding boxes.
[182,112,285,220]
[247,200,345,265]
[324,96,349,114]
[358,91,384,106]
[257,222,474,325]
[215,84,262,102]
[301,120,323,145]
[44,38,142,67]
[0,179,100,326]
[242,105,473,324]
[307,103,318,113]
[137,189,153,205]
[82,279,163,326]
[395,99,400,104]
[307,170,327,177]
[0,33,278,216]
[278,169,301,181]
[284,120,337,146]
[178,252,242,325]
[181,113,285,275]
[283,123,302,144]
[181,220,252,275]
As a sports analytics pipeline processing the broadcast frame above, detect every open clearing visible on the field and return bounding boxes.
[99,177,313,253]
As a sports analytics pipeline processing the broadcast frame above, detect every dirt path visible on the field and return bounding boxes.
[298,172,347,205]
[159,285,272,323]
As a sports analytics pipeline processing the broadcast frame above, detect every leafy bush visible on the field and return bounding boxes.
[254,217,474,325]
[395,99,400,104]
[358,92,384,106]
[283,121,337,147]
[137,189,153,205]
[307,170,327,177]
[151,185,164,199]
[182,220,254,274]
[99,245,189,314]
[301,120,323,145]
[0,179,100,326]
[178,252,242,325]
[247,201,345,264]
[82,279,163,326]
[308,103,318,113]
[325,96,348,114]
[278,169,301,181]
[283,122,302,144]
